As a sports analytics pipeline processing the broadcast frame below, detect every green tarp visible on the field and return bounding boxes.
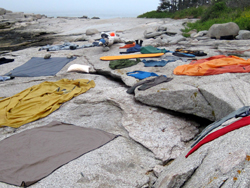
[140,45,168,54]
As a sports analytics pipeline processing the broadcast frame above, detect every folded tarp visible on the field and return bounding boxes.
[0,78,95,128]
[0,121,117,187]
[174,55,250,76]
[5,57,76,77]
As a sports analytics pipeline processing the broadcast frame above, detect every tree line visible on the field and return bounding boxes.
[157,0,249,12]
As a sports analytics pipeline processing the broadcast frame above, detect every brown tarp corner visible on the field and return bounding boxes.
[0,121,118,187]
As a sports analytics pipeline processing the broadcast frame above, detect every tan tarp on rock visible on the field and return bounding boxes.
[0,79,95,128]
[0,121,117,187]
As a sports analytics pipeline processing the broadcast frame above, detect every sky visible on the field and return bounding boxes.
[0,0,160,18]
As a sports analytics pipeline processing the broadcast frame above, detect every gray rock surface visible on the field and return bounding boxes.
[0,8,6,15]
[2,12,25,20]
[155,119,250,188]
[1,14,250,188]
[236,30,250,40]
[86,28,99,35]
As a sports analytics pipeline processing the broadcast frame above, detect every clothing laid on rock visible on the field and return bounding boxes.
[127,75,173,94]
[172,52,196,57]
[0,121,117,187]
[0,57,14,65]
[185,115,250,158]
[175,48,207,56]
[0,79,95,128]
[191,106,250,148]
[39,42,98,51]
[5,57,76,77]
[174,55,250,76]
[120,40,143,54]
[142,59,170,67]
[0,76,14,81]
[140,45,168,54]
[120,44,142,54]
[126,71,159,80]
[109,58,141,69]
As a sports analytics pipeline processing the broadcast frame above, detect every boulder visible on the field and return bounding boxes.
[168,34,186,44]
[6,10,12,14]
[236,30,250,40]
[2,12,25,20]
[44,53,51,59]
[156,25,168,31]
[81,15,88,19]
[135,80,214,121]
[190,32,197,38]
[0,21,12,29]
[144,27,169,39]
[74,35,89,42]
[187,29,197,35]
[86,28,99,35]
[3,12,25,20]
[35,14,42,19]
[0,8,6,15]
[207,22,240,39]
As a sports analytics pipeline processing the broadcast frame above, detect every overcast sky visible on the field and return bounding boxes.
[0,0,160,17]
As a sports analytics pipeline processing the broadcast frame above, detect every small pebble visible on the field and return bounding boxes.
[44,54,51,59]
[67,54,74,59]
[102,46,110,52]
